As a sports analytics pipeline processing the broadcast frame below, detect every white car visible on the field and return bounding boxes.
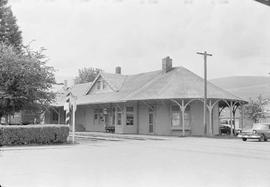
[238,123,270,141]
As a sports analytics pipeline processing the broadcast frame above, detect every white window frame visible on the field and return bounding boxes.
[126,106,134,126]
[116,108,122,125]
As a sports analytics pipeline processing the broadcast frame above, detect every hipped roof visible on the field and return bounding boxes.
[75,66,246,105]
[52,82,92,107]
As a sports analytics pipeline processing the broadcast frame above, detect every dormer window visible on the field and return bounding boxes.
[97,80,107,90]
[97,80,101,90]
[102,80,106,89]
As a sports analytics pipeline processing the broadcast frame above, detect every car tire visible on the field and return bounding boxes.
[259,135,265,142]
[242,138,247,141]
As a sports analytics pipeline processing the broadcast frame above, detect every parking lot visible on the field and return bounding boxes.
[1,135,270,187]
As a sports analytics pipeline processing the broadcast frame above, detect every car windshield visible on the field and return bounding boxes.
[252,123,269,130]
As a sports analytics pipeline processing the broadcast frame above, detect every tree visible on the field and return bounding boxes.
[0,43,56,123]
[0,0,22,50]
[74,67,102,84]
[244,95,267,123]
[254,0,270,6]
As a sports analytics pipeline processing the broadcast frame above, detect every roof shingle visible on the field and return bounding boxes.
[75,66,246,105]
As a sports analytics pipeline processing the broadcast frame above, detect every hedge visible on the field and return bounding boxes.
[0,124,69,146]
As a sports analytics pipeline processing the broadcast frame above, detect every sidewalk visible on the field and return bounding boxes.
[73,131,238,141]
[74,131,173,141]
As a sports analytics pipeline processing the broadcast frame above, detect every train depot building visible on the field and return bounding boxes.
[49,57,247,136]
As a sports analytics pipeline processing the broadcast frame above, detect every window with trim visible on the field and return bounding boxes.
[52,110,58,121]
[126,106,134,125]
[149,111,153,124]
[112,107,116,125]
[102,80,106,89]
[97,80,101,90]
[171,105,180,127]
[117,108,122,125]
[149,107,154,133]
[171,105,191,129]
[184,105,191,129]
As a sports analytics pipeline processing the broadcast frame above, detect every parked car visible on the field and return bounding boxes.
[220,124,231,135]
[220,124,241,136]
[237,123,270,141]
[105,126,115,133]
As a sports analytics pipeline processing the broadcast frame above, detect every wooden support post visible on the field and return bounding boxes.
[208,100,212,136]
[232,110,236,135]
[229,101,233,136]
[209,109,212,135]
[181,100,185,136]
[206,99,220,136]
[240,104,244,129]
[171,99,186,136]
[72,105,75,143]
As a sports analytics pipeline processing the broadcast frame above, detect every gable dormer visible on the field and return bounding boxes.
[86,69,127,95]
[88,76,113,94]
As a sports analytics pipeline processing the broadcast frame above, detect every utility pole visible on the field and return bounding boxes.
[196,51,212,135]
[72,95,77,144]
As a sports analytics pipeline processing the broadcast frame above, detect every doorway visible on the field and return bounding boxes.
[149,107,154,133]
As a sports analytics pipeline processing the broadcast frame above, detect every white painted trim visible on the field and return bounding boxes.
[85,72,117,95]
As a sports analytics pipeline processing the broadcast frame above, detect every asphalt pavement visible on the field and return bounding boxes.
[0,135,270,187]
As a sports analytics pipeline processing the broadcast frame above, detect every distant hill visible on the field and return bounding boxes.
[210,76,270,100]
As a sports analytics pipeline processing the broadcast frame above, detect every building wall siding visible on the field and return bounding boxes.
[75,106,105,132]
[190,101,204,136]
[155,102,171,135]
[213,104,219,135]
[72,100,220,136]
[190,101,219,136]
[138,103,150,135]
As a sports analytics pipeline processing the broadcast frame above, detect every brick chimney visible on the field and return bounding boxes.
[115,66,121,74]
[162,56,172,73]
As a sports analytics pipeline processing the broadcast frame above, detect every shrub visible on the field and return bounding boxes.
[0,124,69,146]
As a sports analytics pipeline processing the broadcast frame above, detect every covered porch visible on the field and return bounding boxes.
[72,97,247,136]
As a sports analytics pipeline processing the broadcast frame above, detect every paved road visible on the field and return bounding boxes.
[0,136,270,187]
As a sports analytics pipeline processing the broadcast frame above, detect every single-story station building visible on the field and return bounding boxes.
[47,57,247,136]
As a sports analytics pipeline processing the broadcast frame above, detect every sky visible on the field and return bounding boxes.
[8,0,270,85]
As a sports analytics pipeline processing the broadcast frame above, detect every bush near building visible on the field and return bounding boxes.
[0,124,69,146]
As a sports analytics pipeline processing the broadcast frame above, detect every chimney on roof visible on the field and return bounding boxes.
[115,66,121,74]
[162,56,172,73]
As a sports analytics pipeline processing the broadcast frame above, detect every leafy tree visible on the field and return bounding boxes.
[74,67,102,84]
[0,0,22,50]
[0,43,56,123]
[244,95,267,123]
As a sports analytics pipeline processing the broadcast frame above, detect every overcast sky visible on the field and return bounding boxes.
[9,0,270,84]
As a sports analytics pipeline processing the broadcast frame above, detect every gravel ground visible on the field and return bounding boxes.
[1,136,270,187]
